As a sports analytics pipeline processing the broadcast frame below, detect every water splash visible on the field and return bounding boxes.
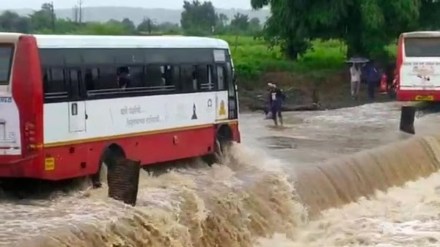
[294,135,440,217]
[10,144,307,247]
[257,169,440,247]
[1,133,439,247]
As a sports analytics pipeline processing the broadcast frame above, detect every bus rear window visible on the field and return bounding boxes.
[404,38,440,57]
[0,45,13,85]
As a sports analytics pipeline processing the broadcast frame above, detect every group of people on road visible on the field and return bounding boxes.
[262,60,387,128]
[349,61,382,101]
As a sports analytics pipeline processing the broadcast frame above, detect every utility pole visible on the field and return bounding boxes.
[78,0,83,24]
[73,5,79,23]
[50,1,55,32]
[147,18,152,34]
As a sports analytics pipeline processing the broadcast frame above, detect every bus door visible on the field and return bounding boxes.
[214,49,238,120]
[225,62,238,119]
[67,68,86,133]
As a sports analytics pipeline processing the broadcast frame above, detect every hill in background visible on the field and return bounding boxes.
[3,6,270,25]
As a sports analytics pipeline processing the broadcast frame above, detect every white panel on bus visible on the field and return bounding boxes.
[400,60,440,90]
[43,92,220,144]
[0,95,21,155]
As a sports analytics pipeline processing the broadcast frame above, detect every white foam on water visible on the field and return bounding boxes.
[257,171,440,247]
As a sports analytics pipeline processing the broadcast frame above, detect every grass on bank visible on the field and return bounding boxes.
[216,35,347,80]
[216,35,398,81]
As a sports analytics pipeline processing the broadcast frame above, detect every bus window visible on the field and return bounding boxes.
[67,69,82,100]
[44,68,68,101]
[172,66,180,88]
[95,67,118,90]
[127,66,144,88]
[405,38,440,57]
[216,66,225,90]
[145,65,165,88]
[48,69,66,92]
[116,66,130,89]
[196,65,213,91]
[180,65,197,92]
[158,65,177,90]
[0,45,13,86]
[84,68,99,91]
[161,65,174,87]
[226,62,235,95]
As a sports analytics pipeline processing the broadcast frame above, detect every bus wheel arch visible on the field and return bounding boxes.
[203,124,233,165]
[216,124,233,148]
[102,143,126,165]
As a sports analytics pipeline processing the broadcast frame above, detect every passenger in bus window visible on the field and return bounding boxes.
[180,65,196,92]
[117,66,131,89]
[84,69,95,91]
[192,68,198,91]
[162,65,173,86]
[160,65,173,86]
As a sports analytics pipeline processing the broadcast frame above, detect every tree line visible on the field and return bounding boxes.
[251,0,440,60]
[3,0,433,62]
[0,1,262,36]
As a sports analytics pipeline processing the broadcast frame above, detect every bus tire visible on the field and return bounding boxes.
[91,144,141,206]
[107,158,141,206]
[91,144,126,188]
[399,106,416,134]
[203,125,233,165]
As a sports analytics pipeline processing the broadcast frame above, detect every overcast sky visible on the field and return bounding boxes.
[2,0,254,10]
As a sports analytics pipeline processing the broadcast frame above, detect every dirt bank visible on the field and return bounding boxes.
[238,70,393,113]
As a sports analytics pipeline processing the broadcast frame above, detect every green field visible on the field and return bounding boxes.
[215,35,347,79]
[215,35,398,82]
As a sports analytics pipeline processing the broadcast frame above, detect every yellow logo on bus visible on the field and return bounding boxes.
[415,95,434,101]
[219,100,226,116]
[44,157,55,171]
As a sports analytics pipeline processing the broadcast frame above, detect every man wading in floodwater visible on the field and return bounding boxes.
[267,83,286,126]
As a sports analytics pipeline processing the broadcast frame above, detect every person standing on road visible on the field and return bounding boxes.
[350,63,361,100]
[267,83,286,127]
[365,62,380,101]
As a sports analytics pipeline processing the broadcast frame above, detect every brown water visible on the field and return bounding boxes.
[258,168,440,246]
[1,102,440,247]
[8,146,308,247]
[294,135,440,216]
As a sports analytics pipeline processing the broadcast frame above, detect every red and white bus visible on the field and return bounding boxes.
[395,31,440,102]
[0,33,240,183]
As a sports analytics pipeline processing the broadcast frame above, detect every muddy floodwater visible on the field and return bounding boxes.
[0,102,440,247]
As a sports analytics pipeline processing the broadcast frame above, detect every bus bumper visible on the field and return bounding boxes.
[397,89,440,102]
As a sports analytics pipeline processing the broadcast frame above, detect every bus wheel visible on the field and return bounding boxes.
[203,125,233,165]
[92,144,141,206]
[91,144,126,188]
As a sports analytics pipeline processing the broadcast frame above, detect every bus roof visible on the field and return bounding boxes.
[0,32,230,49]
[402,31,440,38]
[0,32,22,43]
